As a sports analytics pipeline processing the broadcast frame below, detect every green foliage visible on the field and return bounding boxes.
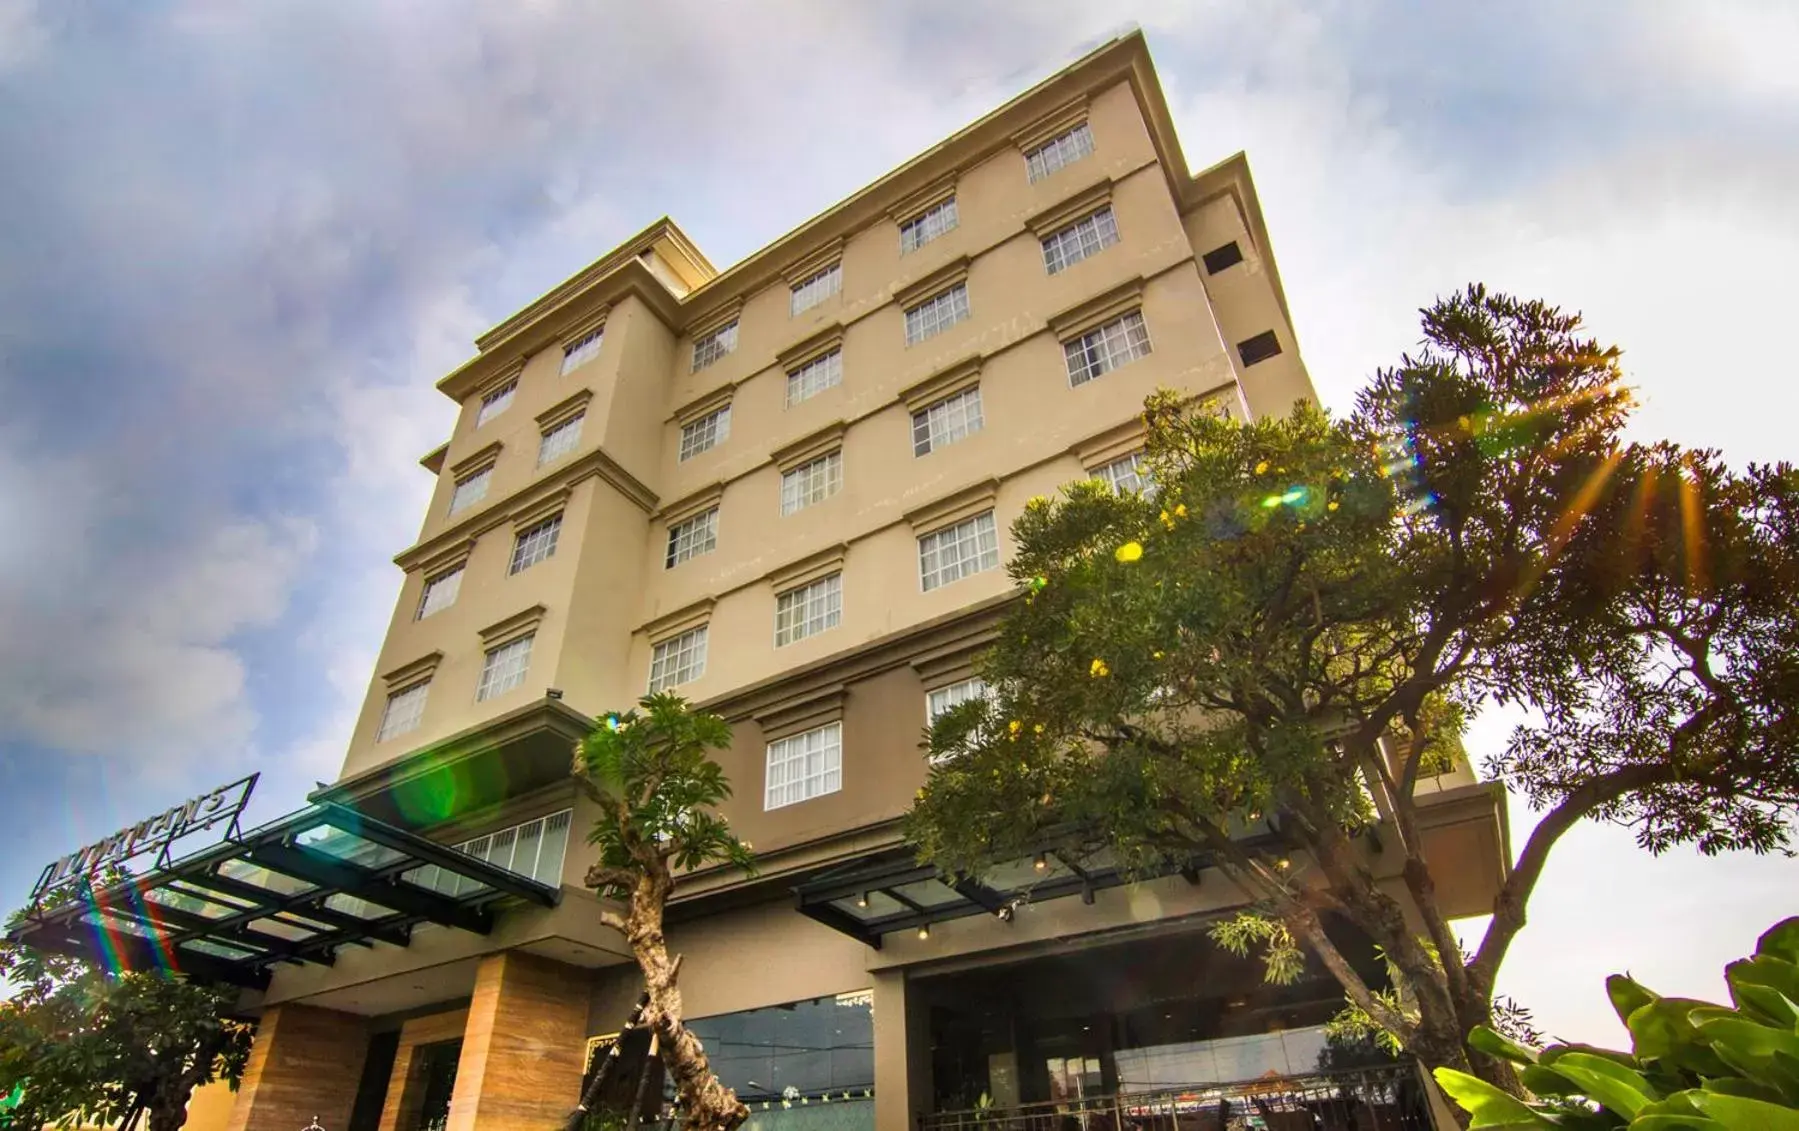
[904,284,1799,1078]
[576,693,755,897]
[1437,916,1799,1129]
[1207,911,1305,985]
[0,889,250,1131]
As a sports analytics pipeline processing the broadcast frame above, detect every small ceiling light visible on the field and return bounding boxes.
[917,924,931,941]
[856,893,869,909]
[1277,857,1292,871]
[1033,853,1049,873]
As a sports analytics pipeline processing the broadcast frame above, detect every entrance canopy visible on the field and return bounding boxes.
[7,802,559,990]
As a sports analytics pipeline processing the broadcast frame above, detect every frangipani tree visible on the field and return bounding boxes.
[905,287,1799,1102]
[575,693,756,1131]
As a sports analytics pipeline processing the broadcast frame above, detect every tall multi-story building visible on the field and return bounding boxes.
[11,30,1506,1131]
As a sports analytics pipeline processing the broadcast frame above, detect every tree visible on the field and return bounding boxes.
[1437,916,1799,1129]
[573,693,757,1131]
[904,287,1799,1103]
[0,899,251,1131]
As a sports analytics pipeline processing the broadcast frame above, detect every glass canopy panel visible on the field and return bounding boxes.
[168,878,263,909]
[243,917,319,943]
[294,824,406,870]
[889,879,967,909]
[144,886,237,920]
[181,939,264,960]
[828,890,909,921]
[81,910,157,938]
[982,855,1074,891]
[322,892,400,921]
[216,859,317,897]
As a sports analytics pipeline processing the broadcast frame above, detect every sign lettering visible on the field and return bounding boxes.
[29,775,257,903]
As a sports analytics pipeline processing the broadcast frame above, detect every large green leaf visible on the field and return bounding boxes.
[1630,1116,1727,1131]
[1757,919,1799,966]
[1609,975,1660,1028]
[1432,1068,1553,1128]
[1519,1064,1583,1097]
[1694,1017,1799,1095]
[1688,1090,1799,1130]
[1541,1052,1659,1118]
[1470,1024,1541,1065]
[1725,957,1799,1029]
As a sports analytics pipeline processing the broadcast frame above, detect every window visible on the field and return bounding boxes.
[377,682,430,742]
[665,507,718,568]
[691,321,738,372]
[1237,330,1283,367]
[475,379,517,428]
[904,282,969,346]
[785,348,843,406]
[1065,310,1152,387]
[764,722,842,810]
[475,634,533,701]
[1202,241,1244,274]
[780,451,843,516]
[900,197,959,253]
[447,466,493,516]
[927,677,993,764]
[912,386,983,456]
[415,566,464,620]
[918,511,1000,591]
[790,263,842,316]
[1093,451,1154,496]
[775,573,841,647]
[537,411,585,466]
[683,993,873,1105]
[1024,122,1095,183]
[679,405,731,461]
[560,326,605,374]
[509,515,562,575]
[1041,206,1119,275]
[648,626,708,692]
[407,809,572,896]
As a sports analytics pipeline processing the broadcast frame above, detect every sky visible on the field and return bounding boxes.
[1,0,1796,1045]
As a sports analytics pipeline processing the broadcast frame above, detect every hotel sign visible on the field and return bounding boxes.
[30,773,258,904]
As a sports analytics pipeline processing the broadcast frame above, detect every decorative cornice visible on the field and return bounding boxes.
[780,238,845,285]
[562,307,608,343]
[687,297,744,341]
[898,356,982,413]
[381,651,444,689]
[1071,419,1148,468]
[1047,276,1146,340]
[1025,177,1116,237]
[642,597,716,643]
[535,388,593,428]
[1011,96,1090,154]
[511,487,571,531]
[776,323,846,371]
[893,255,972,311]
[449,441,504,477]
[419,443,449,475]
[671,383,737,425]
[888,172,960,226]
[770,421,848,473]
[477,361,525,397]
[768,543,848,593]
[417,538,477,578]
[478,604,547,646]
[655,481,726,525]
[904,477,1001,535]
[910,634,998,687]
[752,685,849,743]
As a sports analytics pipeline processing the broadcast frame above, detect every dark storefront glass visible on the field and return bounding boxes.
[680,991,875,1131]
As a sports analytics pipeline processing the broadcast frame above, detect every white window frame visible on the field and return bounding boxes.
[476,634,534,702]
[785,348,843,407]
[912,386,983,456]
[780,451,843,516]
[447,466,493,516]
[918,511,1000,592]
[1065,310,1152,387]
[764,722,843,810]
[774,573,842,647]
[377,681,431,743]
[648,625,709,692]
[475,379,517,428]
[665,507,718,568]
[508,514,563,575]
[537,411,585,466]
[1093,451,1154,496]
[408,809,572,895]
[904,282,970,346]
[415,566,464,620]
[926,677,993,765]
[1024,122,1095,183]
[560,326,605,374]
[789,263,842,316]
[1041,207,1120,275]
[691,322,738,372]
[900,197,959,254]
[679,405,731,461]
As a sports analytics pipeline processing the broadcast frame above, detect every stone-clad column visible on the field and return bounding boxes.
[445,951,590,1131]
[226,1003,368,1131]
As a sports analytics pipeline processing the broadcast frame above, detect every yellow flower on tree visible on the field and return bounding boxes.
[1174,503,1188,518]
[1090,658,1110,678]
[1007,719,1023,736]
[1255,460,1270,475]
[1114,541,1144,563]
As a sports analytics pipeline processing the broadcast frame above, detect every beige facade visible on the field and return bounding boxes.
[208,30,1503,1131]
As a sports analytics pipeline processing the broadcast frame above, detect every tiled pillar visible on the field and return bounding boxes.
[872,968,927,1131]
[445,952,590,1131]
[376,1008,469,1131]
[226,1003,369,1131]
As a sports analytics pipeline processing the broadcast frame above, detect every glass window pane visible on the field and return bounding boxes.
[217,859,317,897]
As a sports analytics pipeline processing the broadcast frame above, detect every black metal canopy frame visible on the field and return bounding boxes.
[8,802,560,990]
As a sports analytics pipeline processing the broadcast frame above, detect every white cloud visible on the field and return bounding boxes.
[0,0,45,74]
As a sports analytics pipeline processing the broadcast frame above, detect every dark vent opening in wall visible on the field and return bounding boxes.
[1237,330,1283,367]
[1202,241,1244,274]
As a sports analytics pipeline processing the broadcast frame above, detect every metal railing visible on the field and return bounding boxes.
[921,1064,1435,1131]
